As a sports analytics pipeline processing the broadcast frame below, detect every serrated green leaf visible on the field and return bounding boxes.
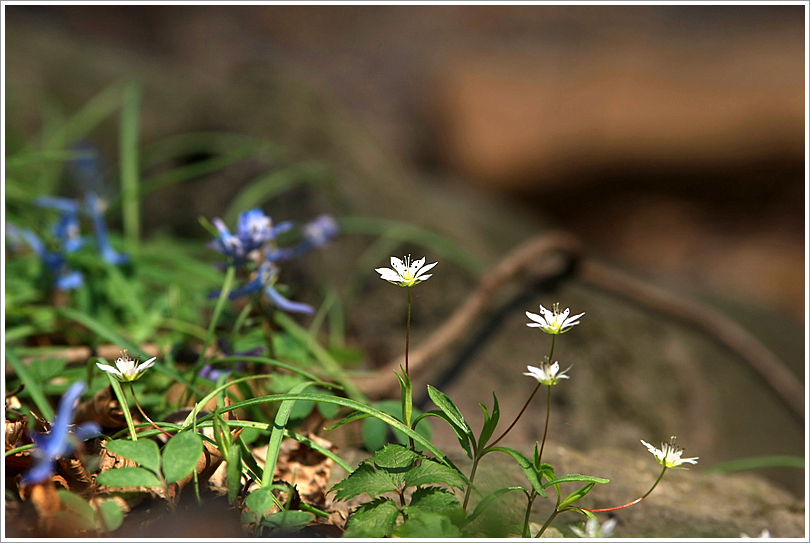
[394,510,462,538]
[402,457,467,490]
[405,486,464,523]
[161,430,203,484]
[559,483,596,509]
[97,499,125,532]
[369,443,421,470]
[105,439,161,474]
[487,447,546,499]
[543,474,610,488]
[462,486,525,527]
[477,392,500,449]
[330,462,399,501]
[343,497,400,538]
[96,466,162,488]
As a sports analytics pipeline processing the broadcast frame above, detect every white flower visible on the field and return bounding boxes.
[96,351,156,382]
[526,302,584,334]
[523,362,570,386]
[570,517,617,538]
[640,436,698,469]
[741,529,771,538]
[375,255,437,287]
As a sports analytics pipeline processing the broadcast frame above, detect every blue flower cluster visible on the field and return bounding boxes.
[207,209,339,315]
[21,382,101,486]
[6,191,130,291]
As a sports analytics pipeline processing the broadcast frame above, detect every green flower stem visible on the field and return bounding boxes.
[405,285,411,376]
[487,382,541,449]
[535,508,560,538]
[128,382,173,438]
[547,335,556,365]
[107,374,138,441]
[462,455,481,511]
[406,285,415,450]
[487,335,556,449]
[582,465,668,512]
[537,385,552,465]
[522,490,538,537]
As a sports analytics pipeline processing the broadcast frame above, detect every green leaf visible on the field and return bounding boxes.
[324,410,371,431]
[538,462,555,483]
[245,487,278,520]
[96,467,162,488]
[405,486,464,522]
[559,483,596,509]
[462,486,525,527]
[161,431,203,484]
[396,367,413,431]
[226,441,243,505]
[543,474,610,488]
[97,499,125,532]
[57,490,97,527]
[415,410,472,460]
[261,510,314,533]
[394,511,462,538]
[5,349,54,420]
[402,458,467,490]
[477,392,500,450]
[427,385,471,434]
[105,439,161,474]
[343,497,400,538]
[487,447,546,499]
[261,380,322,487]
[330,463,400,502]
[362,400,432,452]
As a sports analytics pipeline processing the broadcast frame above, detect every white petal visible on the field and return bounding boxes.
[140,357,157,369]
[390,257,406,275]
[411,257,426,272]
[415,261,437,278]
[96,364,120,375]
[526,311,545,324]
[115,359,130,374]
[415,273,432,282]
[376,268,402,282]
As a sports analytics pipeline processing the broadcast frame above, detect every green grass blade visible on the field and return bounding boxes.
[261,381,321,487]
[119,81,141,254]
[5,349,54,420]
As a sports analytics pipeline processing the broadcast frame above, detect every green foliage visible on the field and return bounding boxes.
[104,439,160,474]
[343,498,401,538]
[361,399,432,452]
[96,467,162,488]
[161,431,204,484]
[56,490,125,534]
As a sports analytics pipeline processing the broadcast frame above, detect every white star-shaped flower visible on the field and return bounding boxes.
[640,436,698,469]
[375,255,437,287]
[526,302,584,334]
[96,351,156,382]
[570,517,617,538]
[523,362,571,386]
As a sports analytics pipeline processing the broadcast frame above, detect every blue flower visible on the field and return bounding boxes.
[21,382,101,486]
[236,208,293,253]
[85,192,129,265]
[209,218,248,264]
[17,227,84,291]
[302,214,339,248]
[207,261,315,314]
[52,211,86,253]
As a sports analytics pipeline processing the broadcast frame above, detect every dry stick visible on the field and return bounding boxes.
[355,232,804,426]
[354,231,583,397]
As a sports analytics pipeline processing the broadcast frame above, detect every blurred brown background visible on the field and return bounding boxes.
[6,4,805,318]
[4,5,807,534]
